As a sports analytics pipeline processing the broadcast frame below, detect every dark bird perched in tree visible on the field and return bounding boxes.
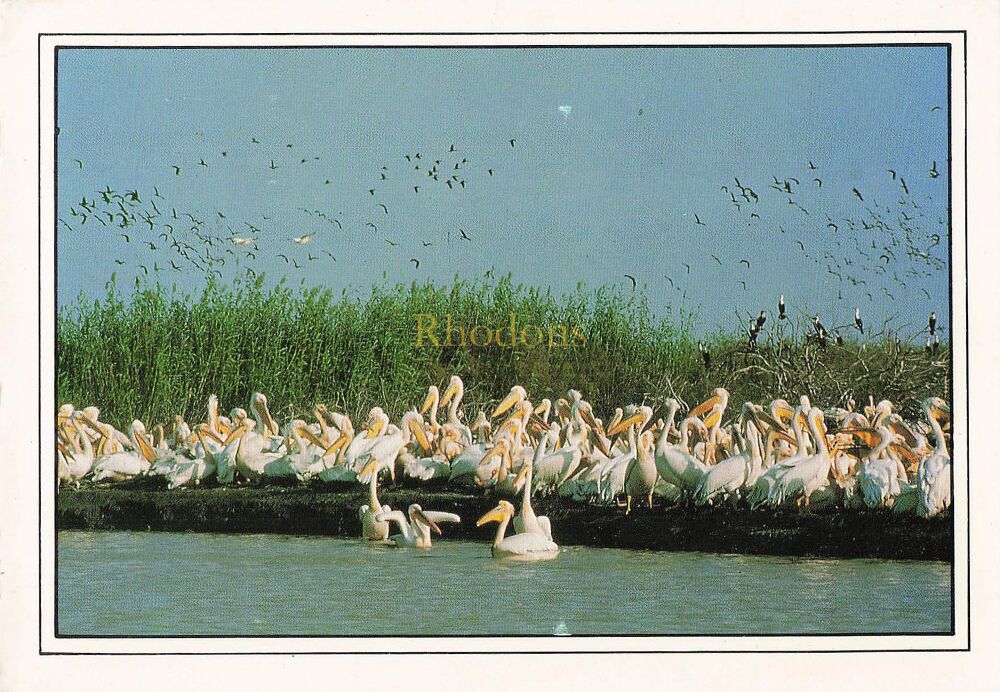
[756,310,767,331]
[778,294,787,320]
[812,315,828,347]
[747,320,759,349]
[928,311,937,335]
[699,342,711,370]
[835,332,844,347]
[925,336,933,354]
[854,307,864,334]
[624,274,637,290]
[933,334,941,353]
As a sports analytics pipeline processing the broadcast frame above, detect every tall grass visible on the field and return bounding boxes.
[56,276,951,431]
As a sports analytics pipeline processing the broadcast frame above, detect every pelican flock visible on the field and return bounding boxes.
[56,378,952,561]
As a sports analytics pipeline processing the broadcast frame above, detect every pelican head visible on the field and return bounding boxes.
[408,504,442,535]
[476,500,516,527]
[440,375,465,407]
[491,385,527,418]
[421,386,440,414]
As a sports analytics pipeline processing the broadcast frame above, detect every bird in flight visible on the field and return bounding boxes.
[852,187,864,202]
[198,159,208,167]
[171,165,181,176]
[459,228,471,241]
[694,214,706,226]
[488,169,494,176]
[378,203,389,215]
[269,160,278,170]
[813,178,822,188]
[624,274,637,290]
[931,105,942,112]
[808,161,816,169]
[739,259,750,268]
[385,239,398,247]
[413,186,420,194]
[929,161,939,178]
[73,159,84,169]
[292,234,314,245]
[509,139,516,147]
[710,255,722,266]
[900,178,909,195]
[682,263,691,274]
[410,258,420,269]
[887,169,897,179]
[422,241,433,247]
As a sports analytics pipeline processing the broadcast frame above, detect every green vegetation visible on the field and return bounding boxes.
[56,276,950,431]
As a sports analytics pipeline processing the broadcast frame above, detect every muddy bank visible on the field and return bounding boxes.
[56,483,953,561]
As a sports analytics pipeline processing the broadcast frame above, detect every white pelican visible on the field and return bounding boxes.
[533,403,589,490]
[857,426,907,508]
[164,426,220,489]
[476,500,559,561]
[917,397,951,518]
[90,420,157,482]
[612,406,657,513]
[59,412,97,484]
[767,407,836,509]
[343,407,390,471]
[689,388,730,464]
[376,504,461,548]
[513,427,558,539]
[654,406,709,497]
[440,375,473,444]
[357,455,394,541]
[694,417,763,506]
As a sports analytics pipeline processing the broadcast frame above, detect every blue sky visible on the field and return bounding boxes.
[56,46,950,337]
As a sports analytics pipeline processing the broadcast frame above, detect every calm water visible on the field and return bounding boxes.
[57,531,951,636]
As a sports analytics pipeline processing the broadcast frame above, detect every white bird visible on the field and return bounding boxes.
[694,417,764,506]
[654,404,709,497]
[477,500,559,561]
[90,420,157,482]
[513,428,558,540]
[376,504,461,548]
[292,233,314,244]
[917,397,951,518]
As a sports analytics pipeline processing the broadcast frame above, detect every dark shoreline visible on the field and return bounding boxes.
[56,483,953,562]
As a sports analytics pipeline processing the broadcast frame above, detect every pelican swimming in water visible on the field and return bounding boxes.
[477,500,559,561]
[513,426,559,539]
[376,504,461,548]
[357,454,394,541]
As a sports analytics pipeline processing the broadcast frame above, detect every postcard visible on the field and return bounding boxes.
[2,1,998,689]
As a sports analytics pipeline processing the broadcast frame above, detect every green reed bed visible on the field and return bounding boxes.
[56,276,951,431]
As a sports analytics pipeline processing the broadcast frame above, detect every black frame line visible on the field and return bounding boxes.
[40,31,969,655]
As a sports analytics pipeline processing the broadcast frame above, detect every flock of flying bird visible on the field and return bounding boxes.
[62,134,513,282]
[56,377,952,561]
[61,120,946,336]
